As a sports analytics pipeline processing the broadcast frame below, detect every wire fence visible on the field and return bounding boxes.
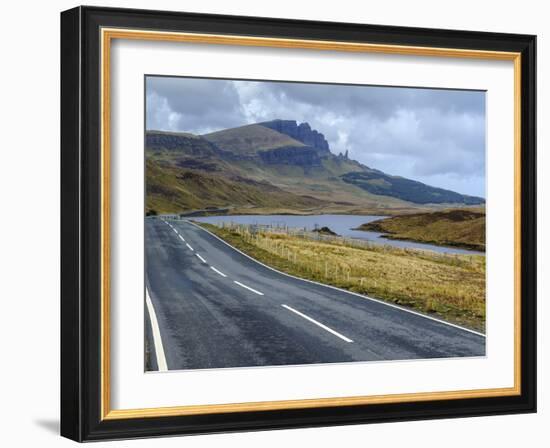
[215,221,480,268]
[156,215,482,268]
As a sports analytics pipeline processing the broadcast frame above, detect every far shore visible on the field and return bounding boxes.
[353,209,486,252]
[170,204,484,218]
[353,228,486,253]
[154,206,486,253]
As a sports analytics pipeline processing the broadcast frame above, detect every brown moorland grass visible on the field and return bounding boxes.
[200,223,486,332]
[357,208,486,251]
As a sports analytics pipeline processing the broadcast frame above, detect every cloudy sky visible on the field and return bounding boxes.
[146,76,486,197]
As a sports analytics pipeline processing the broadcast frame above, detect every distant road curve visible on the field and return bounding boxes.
[145,217,485,371]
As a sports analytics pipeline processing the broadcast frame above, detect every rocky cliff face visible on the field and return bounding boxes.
[258,146,322,167]
[260,120,331,154]
[146,132,219,156]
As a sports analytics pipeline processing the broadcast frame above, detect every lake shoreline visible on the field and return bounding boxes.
[181,209,396,218]
[355,209,486,253]
[191,214,484,256]
[353,228,486,253]
[179,205,483,218]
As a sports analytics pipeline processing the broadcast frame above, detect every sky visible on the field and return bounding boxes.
[146,76,486,197]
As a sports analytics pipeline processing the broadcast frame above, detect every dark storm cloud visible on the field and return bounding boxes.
[146,77,245,134]
[146,76,486,197]
[258,81,483,118]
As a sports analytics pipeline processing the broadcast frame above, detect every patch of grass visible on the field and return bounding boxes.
[341,171,485,205]
[201,223,486,332]
[145,159,325,215]
[203,123,305,154]
[357,208,486,251]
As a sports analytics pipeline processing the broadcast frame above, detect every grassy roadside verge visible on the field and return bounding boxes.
[199,223,486,332]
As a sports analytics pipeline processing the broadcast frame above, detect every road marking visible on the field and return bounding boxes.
[196,253,206,263]
[178,235,185,242]
[186,243,194,251]
[282,304,353,343]
[188,221,485,338]
[173,228,179,235]
[234,281,264,296]
[210,266,227,277]
[145,288,168,371]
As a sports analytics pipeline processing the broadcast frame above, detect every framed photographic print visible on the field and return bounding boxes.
[60,6,536,442]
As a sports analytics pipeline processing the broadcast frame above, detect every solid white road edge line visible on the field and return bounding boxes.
[210,266,227,277]
[178,235,185,242]
[145,288,168,371]
[186,243,194,251]
[185,219,486,338]
[234,280,264,296]
[196,253,206,263]
[282,304,353,343]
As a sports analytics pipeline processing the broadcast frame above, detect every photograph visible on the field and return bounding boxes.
[144,76,487,371]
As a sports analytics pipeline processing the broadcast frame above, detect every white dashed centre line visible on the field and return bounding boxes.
[210,266,227,277]
[281,304,353,343]
[234,281,264,296]
[186,243,194,251]
[196,253,206,263]
[178,235,185,242]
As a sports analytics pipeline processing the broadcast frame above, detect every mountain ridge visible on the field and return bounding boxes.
[259,119,331,154]
[145,120,484,214]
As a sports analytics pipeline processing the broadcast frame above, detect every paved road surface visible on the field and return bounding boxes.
[145,218,485,371]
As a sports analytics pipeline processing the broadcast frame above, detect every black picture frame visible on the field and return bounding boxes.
[61,5,536,442]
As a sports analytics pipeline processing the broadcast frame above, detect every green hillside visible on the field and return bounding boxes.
[145,159,325,215]
[356,209,486,251]
[203,124,305,154]
[341,171,485,205]
[146,130,408,212]
[146,131,232,173]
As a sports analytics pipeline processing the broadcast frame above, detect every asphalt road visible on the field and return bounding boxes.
[145,218,485,371]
